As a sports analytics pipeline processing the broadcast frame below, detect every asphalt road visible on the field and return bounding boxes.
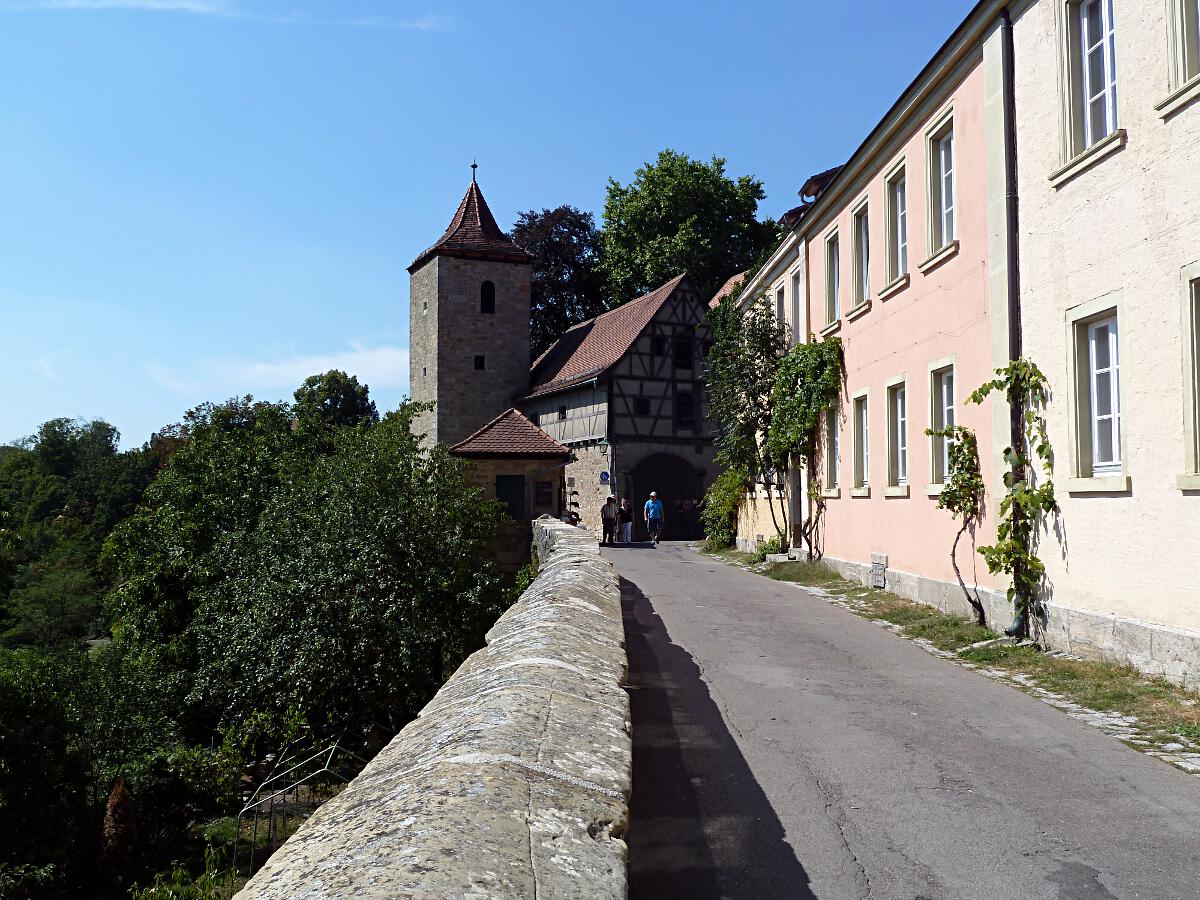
[604,541,1200,900]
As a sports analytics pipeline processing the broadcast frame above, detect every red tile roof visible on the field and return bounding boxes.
[527,273,692,398]
[448,407,570,458]
[708,271,746,309]
[408,180,533,273]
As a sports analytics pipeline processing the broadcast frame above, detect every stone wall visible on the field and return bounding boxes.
[236,519,630,899]
[565,442,615,536]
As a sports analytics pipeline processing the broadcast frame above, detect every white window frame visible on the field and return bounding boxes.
[790,270,803,347]
[1079,0,1118,149]
[823,403,841,495]
[825,230,841,324]
[851,391,870,494]
[852,201,870,308]
[776,284,786,324]
[1179,263,1200,489]
[886,376,908,490]
[885,163,908,283]
[926,111,956,254]
[1086,317,1121,475]
[928,359,956,489]
[1064,292,1129,491]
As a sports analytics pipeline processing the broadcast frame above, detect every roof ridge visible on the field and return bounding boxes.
[408,180,533,272]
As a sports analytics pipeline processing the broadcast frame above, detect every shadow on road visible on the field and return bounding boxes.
[620,576,815,899]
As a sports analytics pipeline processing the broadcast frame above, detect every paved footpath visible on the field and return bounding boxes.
[604,542,1200,900]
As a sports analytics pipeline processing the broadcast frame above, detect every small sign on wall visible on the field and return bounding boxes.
[599,471,611,485]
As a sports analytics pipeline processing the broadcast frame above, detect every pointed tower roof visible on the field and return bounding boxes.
[408,179,534,272]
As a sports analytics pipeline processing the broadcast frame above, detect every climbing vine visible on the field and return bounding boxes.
[765,336,844,560]
[968,358,1058,638]
[925,425,987,626]
[700,465,750,550]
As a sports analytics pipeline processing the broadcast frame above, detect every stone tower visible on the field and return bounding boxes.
[408,175,533,446]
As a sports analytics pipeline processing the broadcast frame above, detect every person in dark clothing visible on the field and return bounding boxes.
[600,496,618,545]
[617,498,633,543]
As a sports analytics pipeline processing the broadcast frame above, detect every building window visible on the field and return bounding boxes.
[1169,0,1200,89]
[825,231,841,324]
[790,272,803,346]
[1080,0,1118,148]
[852,204,870,306]
[676,391,695,429]
[651,335,666,356]
[928,119,955,251]
[852,394,869,488]
[634,397,651,416]
[824,404,840,490]
[887,382,908,486]
[673,336,693,370]
[557,405,567,421]
[886,168,908,281]
[930,365,956,483]
[776,285,786,326]
[480,280,496,314]
[422,366,427,377]
[1085,316,1122,474]
[1186,277,1200,476]
[474,355,486,371]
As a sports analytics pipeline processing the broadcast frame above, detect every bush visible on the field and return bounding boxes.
[756,535,784,562]
[700,467,748,550]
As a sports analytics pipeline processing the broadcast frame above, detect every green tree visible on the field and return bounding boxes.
[293,370,379,431]
[599,149,783,303]
[511,205,608,358]
[705,292,792,544]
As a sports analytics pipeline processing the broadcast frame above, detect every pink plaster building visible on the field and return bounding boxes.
[737,1,1021,623]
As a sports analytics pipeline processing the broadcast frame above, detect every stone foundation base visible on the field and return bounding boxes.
[812,554,1200,689]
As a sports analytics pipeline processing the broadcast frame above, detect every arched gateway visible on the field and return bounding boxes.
[626,452,705,542]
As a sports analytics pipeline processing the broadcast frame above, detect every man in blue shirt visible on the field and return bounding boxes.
[643,491,664,546]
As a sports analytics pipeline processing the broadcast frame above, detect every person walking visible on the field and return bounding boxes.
[618,498,633,544]
[643,491,664,546]
[600,496,618,546]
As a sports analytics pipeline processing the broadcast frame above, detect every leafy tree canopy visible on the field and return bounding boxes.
[511,206,608,359]
[293,369,379,431]
[599,149,783,304]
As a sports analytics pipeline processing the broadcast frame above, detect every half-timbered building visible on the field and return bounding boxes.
[521,273,716,538]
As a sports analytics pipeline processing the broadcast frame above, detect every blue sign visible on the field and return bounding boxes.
[599,471,611,484]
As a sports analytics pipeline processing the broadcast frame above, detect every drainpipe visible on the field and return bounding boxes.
[1000,5,1028,638]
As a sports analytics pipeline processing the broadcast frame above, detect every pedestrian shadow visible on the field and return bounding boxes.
[620,576,815,899]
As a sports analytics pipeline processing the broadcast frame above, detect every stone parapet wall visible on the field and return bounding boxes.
[237,519,629,899]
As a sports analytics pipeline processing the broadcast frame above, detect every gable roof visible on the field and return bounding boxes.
[527,273,692,399]
[408,180,534,273]
[448,407,570,458]
[708,271,746,309]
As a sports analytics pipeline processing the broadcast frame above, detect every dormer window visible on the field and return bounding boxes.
[480,281,496,314]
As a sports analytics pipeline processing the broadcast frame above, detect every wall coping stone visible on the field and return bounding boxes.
[236,518,629,899]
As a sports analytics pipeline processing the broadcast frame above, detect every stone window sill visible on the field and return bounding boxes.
[820,320,842,337]
[850,486,870,498]
[1063,474,1131,494]
[1156,75,1200,120]
[925,482,944,497]
[917,240,959,275]
[846,301,872,322]
[884,484,910,498]
[821,487,841,499]
[1177,473,1200,491]
[1049,129,1127,189]
[878,274,910,302]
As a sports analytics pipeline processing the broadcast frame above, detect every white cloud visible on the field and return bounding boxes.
[6,0,451,29]
[35,356,58,381]
[145,342,410,398]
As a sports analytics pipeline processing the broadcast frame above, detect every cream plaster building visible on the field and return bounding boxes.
[730,0,1200,680]
[1008,0,1200,679]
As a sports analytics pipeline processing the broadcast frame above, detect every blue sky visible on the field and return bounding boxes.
[0,0,976,448]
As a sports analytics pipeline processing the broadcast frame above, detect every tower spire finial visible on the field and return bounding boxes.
[471,159,478,183]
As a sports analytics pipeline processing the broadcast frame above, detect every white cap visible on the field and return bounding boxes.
[650,491,657,497]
